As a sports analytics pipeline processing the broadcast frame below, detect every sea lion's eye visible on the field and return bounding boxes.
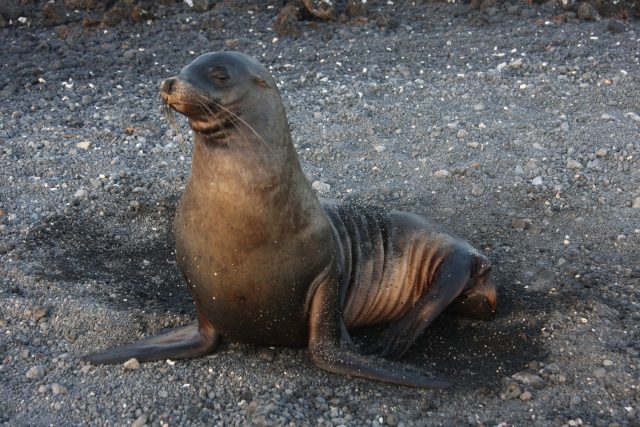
[210,66,230,83]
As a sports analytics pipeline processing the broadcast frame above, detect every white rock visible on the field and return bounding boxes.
[566,159,582,170]
[311,180,331,194]
[76,141,92,150]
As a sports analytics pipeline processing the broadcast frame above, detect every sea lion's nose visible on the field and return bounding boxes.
[161,78,176,94]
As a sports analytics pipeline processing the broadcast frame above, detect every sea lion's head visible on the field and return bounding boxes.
[447,255,497,320]
[160,51,287,148]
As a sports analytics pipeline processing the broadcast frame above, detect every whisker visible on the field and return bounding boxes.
[160,99,188,151]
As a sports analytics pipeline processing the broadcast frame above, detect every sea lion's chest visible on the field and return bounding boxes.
[173,189,330,346]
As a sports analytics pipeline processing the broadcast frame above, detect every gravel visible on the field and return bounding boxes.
[1,1,639,426]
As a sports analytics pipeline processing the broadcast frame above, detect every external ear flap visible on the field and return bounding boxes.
[249,71,272,89]
[254,77,272,89]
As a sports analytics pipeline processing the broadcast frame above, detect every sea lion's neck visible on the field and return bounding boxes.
[186,134,322,240]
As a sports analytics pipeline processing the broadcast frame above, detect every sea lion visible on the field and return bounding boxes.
[84,51,497,388]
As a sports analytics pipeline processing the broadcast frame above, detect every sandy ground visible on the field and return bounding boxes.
[1,1,639,426]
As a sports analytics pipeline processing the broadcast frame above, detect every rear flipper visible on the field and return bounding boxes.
[308,271,452,389]
[83,322,220,364]
[364,249,473,359]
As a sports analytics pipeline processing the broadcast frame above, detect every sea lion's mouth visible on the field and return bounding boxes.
[161,90,238,143]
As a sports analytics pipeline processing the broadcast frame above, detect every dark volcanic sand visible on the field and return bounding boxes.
[1,2,639,426]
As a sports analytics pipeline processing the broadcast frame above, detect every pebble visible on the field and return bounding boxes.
[511,218,531,230]
[26,365,46,379]
[633,198,640,209]
[131,414,149,427]
[123,358,141,370]
[512,372,545,389]
[257,348,275,362]
[51,383,67,394]
[471,183,484,196]
[602,360,613,367]
[386,414,399,426]
[531,176,543,186]
[456,129,468,139]
[31,306,48,321]
[500,383,522,400]
[529,270,554,291]
[434,169,449,178]
[593,368,606,379]
[519,391,532,401]
[606,20,625,33]
[577,2,598,20]
[626,112,640,122]
[74,188,88,199]
[311,180,331,194]
[158,389,169,398]
[566,159,582,170]
[76,141,92,150]
[374,144,386,153]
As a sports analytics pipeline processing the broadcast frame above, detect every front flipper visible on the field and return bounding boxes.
[308,273,452,389]
[83,321,219,365]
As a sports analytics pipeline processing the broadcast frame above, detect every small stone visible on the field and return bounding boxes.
[38,384,51,394]
[606,20,625,33]
[386,414,398,426]
[132,414,148,427]
[257,348,275,362]
[626,112,640,122]
[519,391,532,401]
[51,383,67,395]
[570,395,582,405]
[595,148,608,157]
[566,159,582,170]
[473,103,484,111]
[603,360,614,367]
[123,358,140,370]
[586,159,600,169]
[511,218,531,230]
[32,306,48,321]
[632,198,640,209]
[80,365,92,374]
[531,176,543,186]
[129,200,141,211]
[593,368,606,379]
[158,389,169,398]
[434,169,449,178]
[76,141,91,150]
[512,372,545,389]
[529,270,554,291]
[74,188,88,199]
[471,184,484,196]
[500,383,522,400]
[509,58,524,70]
[577,2,598,20]
[374,144,386,153]
[26,365,46,379]
[311,180,331,194]
[313,112,323,120]
[456,129,468,139]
